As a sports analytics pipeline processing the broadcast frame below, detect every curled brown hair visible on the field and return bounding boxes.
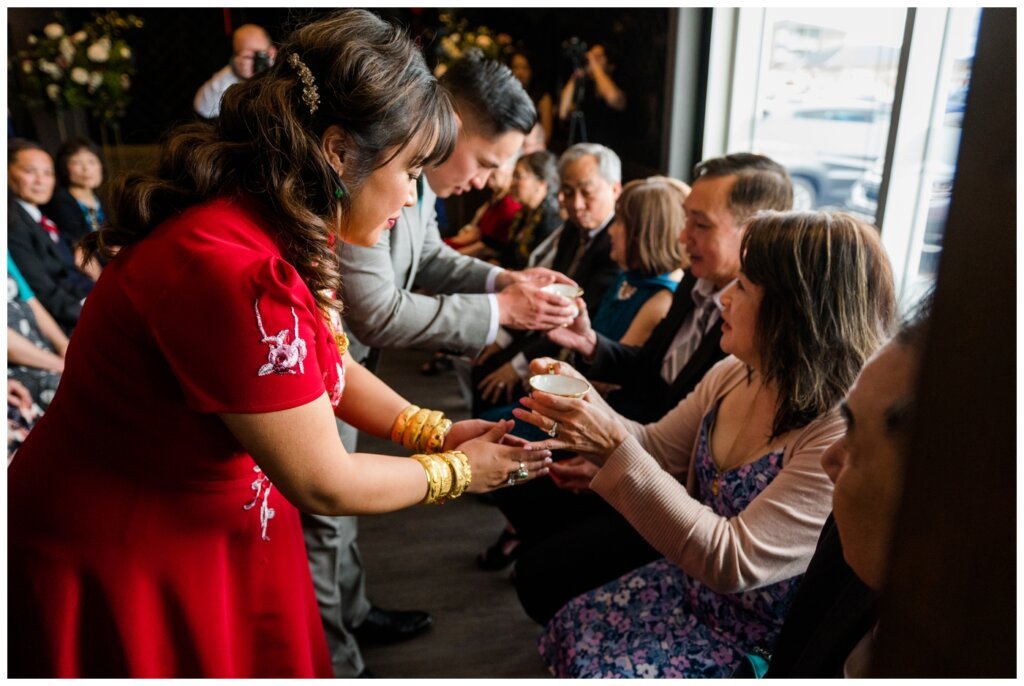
[616,176,687,276]
[741,211,897,438]
[81,10,456,311]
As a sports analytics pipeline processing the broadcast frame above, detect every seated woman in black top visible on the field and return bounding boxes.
[499,151,561,271]
[42,137,107,280]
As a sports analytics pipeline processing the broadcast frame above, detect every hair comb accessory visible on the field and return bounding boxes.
[287,52,320,115]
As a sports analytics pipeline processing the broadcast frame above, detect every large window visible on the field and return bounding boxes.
[699,8,983,306]
[750,9,906,212]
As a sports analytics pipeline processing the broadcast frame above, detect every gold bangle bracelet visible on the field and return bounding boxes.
[413,410,446,453]
[413,454,442,504]
[423,417,452,454]
[402,409,432,452]
[434,454,454,503]
[391,405,420,444]
[441,450,471,500]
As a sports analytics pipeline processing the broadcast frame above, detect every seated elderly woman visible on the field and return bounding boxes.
[513,211,896,677]
[588,175,687,344]
[497,151,561,271]
[43,137,108,280]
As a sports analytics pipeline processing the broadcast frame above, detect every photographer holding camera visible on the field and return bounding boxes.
[558,41,627,148]
[194,24,277,119]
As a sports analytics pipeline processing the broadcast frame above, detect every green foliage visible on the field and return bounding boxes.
[9,10,144,123]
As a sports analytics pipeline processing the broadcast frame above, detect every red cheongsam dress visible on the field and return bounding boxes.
[8,196,344,677]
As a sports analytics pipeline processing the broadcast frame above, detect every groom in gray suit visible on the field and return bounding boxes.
[302,51,577,678]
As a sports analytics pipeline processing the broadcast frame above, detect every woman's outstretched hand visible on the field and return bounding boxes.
[549,456,600,493]
[457,419,552,492]
[512,389,629,467]
[444,418,528,451]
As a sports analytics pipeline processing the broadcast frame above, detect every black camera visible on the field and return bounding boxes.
[562,37,588,71]
[253,50,273,76]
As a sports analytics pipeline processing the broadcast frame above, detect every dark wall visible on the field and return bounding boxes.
[9,8,670,175]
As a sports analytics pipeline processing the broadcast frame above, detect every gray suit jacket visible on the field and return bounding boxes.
[337,181,497,362]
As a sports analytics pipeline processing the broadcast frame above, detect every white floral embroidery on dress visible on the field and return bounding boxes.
[254,299,307,376]
[243,465,276,541]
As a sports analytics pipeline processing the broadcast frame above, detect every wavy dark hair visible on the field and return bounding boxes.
[741,211,897,438]
[81,10,457,311]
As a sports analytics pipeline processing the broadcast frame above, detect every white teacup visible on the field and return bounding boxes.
[528,373,591,398]
[542,283,584,318]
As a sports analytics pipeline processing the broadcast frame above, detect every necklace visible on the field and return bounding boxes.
[616,278,638,301]
[711,377,771,497]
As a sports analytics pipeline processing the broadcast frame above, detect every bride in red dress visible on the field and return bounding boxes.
[7,10,549,678]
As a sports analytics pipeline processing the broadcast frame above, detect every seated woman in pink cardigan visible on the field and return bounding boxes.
[514,211,897,678]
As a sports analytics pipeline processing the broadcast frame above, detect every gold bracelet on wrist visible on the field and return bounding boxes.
[391,405,420,444]
[413,410,445,453]
[413,453,462,505]
[424,418,453,454]
[440,450,471,500]
[413,454,441,504]
[402,408,432,452]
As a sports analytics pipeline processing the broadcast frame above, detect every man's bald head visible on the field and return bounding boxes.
[232,24,276,79]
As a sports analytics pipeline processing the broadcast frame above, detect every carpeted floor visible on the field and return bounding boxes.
[354,347,551,678]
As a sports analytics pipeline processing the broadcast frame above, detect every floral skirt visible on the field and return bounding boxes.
[538,558,792,678]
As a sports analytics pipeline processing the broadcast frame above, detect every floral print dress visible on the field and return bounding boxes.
[538,400,802,678]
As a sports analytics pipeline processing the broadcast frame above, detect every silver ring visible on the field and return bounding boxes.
[506,472,517,486]
[516,462,529,480]
[497,381,506,388]
[547,421,559,438]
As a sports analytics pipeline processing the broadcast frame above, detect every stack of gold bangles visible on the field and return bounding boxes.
[392,405,468,504]
[391,405,453,454]
[412,451,472,505]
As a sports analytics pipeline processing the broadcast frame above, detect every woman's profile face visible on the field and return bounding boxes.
[337,137,426,248]
[718,273,764,367]
[510,54,531,89]
[66,149,103,190]
[510,161,544,207]
[608,216,629,270]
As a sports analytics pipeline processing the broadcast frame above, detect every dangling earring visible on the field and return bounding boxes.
[330,164,346,201]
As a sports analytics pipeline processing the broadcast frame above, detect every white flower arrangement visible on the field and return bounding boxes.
[10,10,143,123]
[432,12,514,77]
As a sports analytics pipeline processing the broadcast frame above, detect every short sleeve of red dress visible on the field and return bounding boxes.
[148,248,342,415]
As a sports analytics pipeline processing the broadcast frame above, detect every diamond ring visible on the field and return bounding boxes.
[516,462,529,480]
[547,421,559,438]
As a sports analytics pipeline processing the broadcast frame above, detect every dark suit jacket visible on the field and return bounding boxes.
[7,196,91,333]
[548,220,619,316]
[764,515,878,678]
[580,272,728,423]
[472,220,620,414]
[42,186,95,249]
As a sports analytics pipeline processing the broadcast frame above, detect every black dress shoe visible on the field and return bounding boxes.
[357,667,375,678]
[353,606,433,645]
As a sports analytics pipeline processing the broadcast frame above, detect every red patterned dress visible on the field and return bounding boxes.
[8,196,343,677]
